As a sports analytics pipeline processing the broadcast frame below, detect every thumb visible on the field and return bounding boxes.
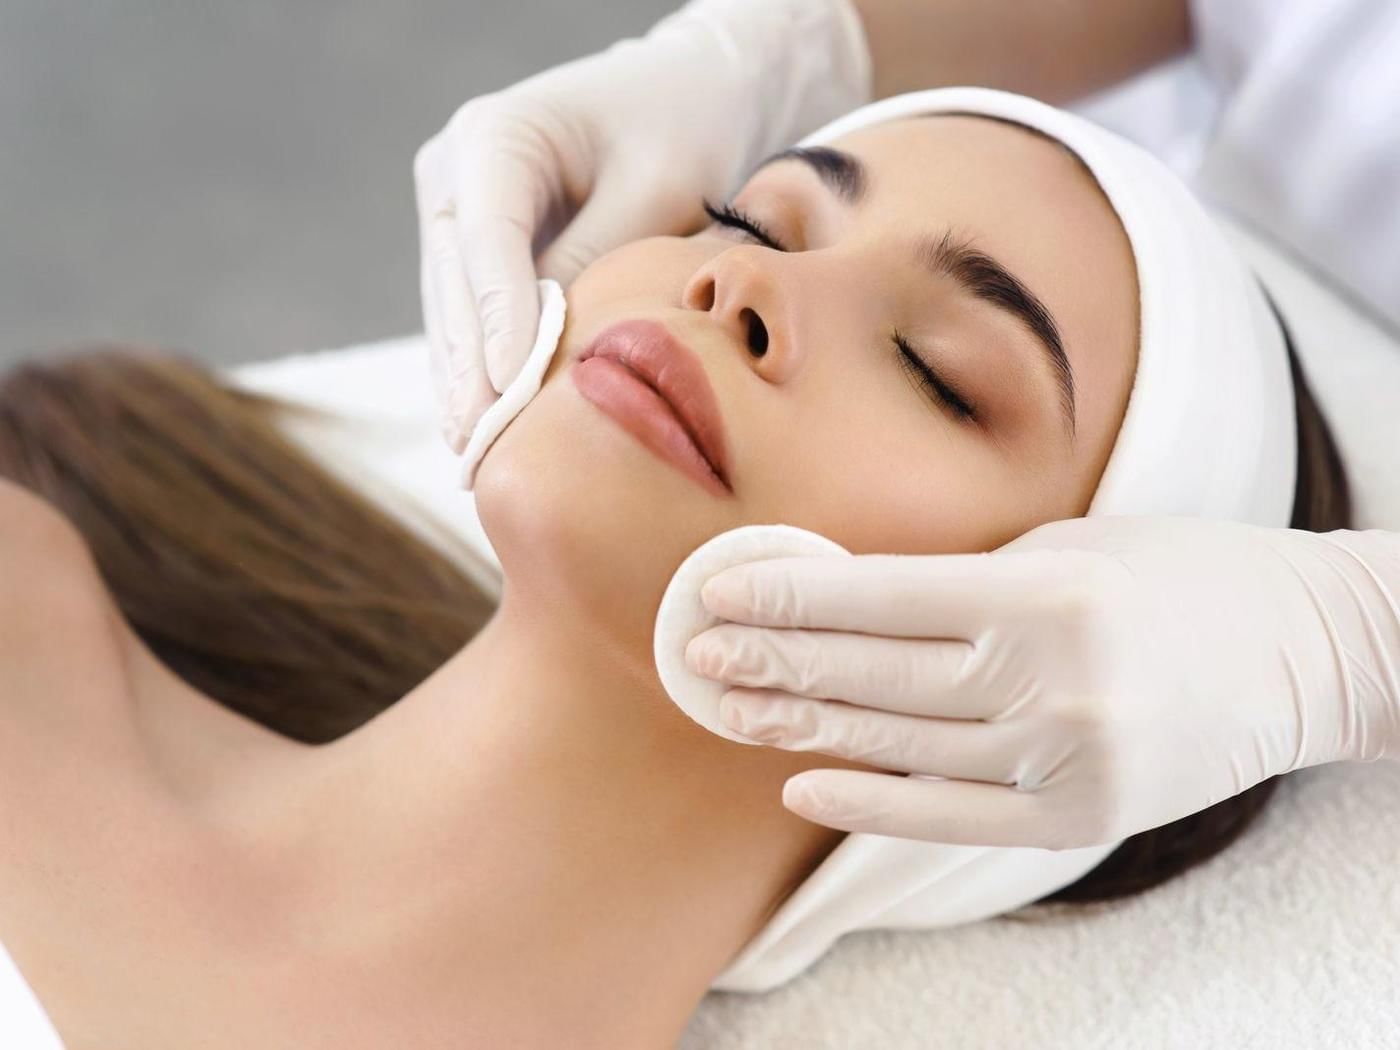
[537,167,704,287]
[458,217,541,397]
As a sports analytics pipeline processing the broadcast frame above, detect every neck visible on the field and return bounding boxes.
[161,583,843,1044]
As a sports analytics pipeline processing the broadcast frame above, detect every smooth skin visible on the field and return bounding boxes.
[0,115,1135,1049]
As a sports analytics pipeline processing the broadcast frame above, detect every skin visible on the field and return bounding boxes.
[0,115,1135,1049]
[853,0,1190,103]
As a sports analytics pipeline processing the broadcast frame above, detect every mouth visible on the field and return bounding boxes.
[571,319,732,495]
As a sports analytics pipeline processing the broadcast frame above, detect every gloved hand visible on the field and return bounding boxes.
[414,0,871,456]
[685,515,1400,848]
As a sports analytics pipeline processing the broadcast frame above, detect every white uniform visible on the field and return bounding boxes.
[1077,0,1400,333]
[3,0,1394,1044]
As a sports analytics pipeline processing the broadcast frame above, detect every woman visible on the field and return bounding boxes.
[0,102,1344,1048]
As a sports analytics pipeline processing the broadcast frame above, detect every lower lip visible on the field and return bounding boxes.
[570,356,730,497]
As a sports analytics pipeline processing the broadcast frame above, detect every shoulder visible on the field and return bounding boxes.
[0,478,114,629]
[1,477,92,565]
[0,478,131,723]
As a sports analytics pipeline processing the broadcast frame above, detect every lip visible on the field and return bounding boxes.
[570,319,732,495]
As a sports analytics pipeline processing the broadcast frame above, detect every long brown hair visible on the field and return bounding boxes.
[0,315,1348,904]
[0,345,493,743]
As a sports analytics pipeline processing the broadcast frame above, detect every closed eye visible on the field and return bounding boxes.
[701,198,789,252]
[701,196,978,424]
[893,330,977,422]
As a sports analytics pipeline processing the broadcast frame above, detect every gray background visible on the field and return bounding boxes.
[0,1,674,369]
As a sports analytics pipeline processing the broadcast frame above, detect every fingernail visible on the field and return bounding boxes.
[719,691,751,734]
[485,332,510,394]
[784,776,825,813]
[700,572,741,615]
[441,418,466,455]
[685,636,723,678]
[720,691,772,740]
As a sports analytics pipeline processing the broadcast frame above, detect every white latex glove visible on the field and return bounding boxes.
[685,515,1400,848]
[413,0,871,456]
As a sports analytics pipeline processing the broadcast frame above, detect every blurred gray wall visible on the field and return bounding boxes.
[0,1,674,369]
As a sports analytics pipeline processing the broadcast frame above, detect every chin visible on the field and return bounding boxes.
[472,376,727,647]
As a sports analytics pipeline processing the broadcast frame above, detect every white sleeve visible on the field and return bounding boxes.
[1187,0,1400,333]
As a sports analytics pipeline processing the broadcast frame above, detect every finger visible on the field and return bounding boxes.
[719,688,1028,782]
[781,769,1053,847]
[425,213,496,440]
[443,420,467,457]
[420,222,449,401]
[699,550,1095,637]
[412,133,451,224]
[690,625,983,719]
[415,135,471,452]
[536,165,702,288]
[451,147,544,395]
[459,219,541,396]
[419,238,467,455]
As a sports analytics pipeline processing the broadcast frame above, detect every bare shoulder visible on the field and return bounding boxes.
[0,477,117,635]
[0,476,95,567]
[0,477,132,729]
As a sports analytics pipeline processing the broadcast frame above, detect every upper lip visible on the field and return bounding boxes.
[578,320,732,490]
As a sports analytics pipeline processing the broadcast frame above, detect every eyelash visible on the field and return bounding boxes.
[700,197,978,423]
[701,198,786,251]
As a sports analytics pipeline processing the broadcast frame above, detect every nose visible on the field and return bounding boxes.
[681,247,790,379]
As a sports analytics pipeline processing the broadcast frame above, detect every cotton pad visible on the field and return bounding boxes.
[653,523,851,744]
[459,277,568,490]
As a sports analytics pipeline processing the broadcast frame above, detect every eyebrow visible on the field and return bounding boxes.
[750,146,1077,439]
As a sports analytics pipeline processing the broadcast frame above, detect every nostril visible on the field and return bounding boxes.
[743,309,769,357]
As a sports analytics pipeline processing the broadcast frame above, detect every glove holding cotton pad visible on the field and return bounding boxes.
[457,277,568,491]
[653,523,851,744]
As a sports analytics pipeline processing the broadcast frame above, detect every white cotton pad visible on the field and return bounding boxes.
[459,277,568,490]
[653,523,852,744]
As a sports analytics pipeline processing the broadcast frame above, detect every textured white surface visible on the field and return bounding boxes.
[680,759,1400,1049]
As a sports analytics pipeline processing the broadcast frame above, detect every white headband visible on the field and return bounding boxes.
[691,86,1297,992]
[793,86,1296,524]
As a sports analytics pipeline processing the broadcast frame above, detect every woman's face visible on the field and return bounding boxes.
[475,114,1138,645]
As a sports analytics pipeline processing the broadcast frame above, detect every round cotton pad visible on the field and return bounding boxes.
[653,523,851,744]
[459,277,568,491]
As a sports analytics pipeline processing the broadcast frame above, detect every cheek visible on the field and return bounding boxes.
[564,236,707,310]
[473,369,747,643]
[743,389,1017,556]
[540,237,698,384]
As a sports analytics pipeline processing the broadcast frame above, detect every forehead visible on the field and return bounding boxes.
[823,114,1140,468]
[829,114,1121,261]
